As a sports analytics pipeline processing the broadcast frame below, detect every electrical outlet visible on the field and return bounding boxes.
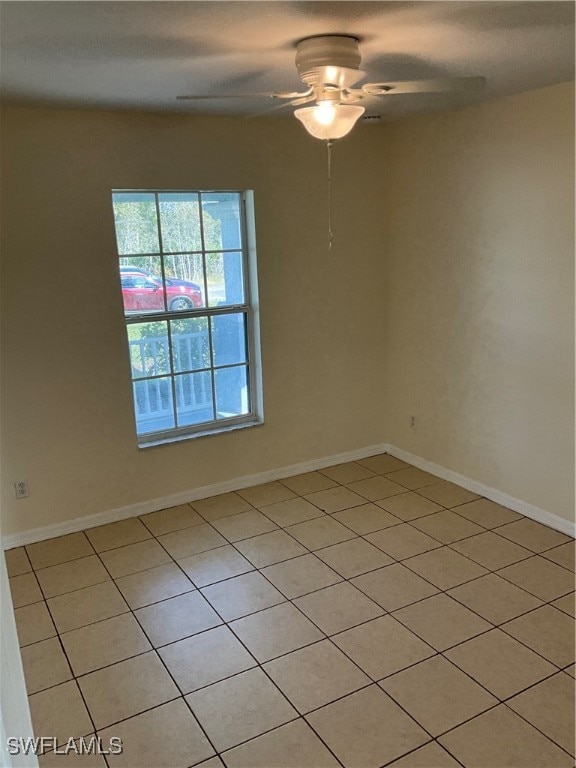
[14,480,29,499]
[410,416,416,430]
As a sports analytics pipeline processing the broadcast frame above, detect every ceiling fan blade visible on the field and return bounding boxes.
[360,76,486,95]
[177,89,312,102]
[248,93,316,118]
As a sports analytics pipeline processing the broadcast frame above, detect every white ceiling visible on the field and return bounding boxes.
[1,1,574,121]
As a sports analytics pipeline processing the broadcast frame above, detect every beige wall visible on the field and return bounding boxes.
[1,81,574,539]
[381,82,575,523]
[0,107,389,537]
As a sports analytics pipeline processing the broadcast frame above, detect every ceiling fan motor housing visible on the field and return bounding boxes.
[295,35,363,89]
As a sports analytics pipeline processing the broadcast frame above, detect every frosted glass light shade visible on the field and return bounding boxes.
[294,102,365,139]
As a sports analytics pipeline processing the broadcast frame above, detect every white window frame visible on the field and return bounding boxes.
[111,189,263,447]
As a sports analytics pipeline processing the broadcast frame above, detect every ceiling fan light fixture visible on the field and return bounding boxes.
[294,102,365,140]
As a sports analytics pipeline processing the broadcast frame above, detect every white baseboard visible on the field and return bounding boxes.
[387,444,576,538]
[2,442,390,549]
[3,441,574,549]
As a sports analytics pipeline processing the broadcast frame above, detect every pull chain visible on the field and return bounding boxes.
[327,139,333,251]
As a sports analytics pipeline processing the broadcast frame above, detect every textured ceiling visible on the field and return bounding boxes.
[0,1,574,121]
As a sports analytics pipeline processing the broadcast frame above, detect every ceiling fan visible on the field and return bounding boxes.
[177,35,486,140]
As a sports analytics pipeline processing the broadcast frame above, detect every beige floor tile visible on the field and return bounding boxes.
[139,503,203,536]
[357,454,411,474]
[192,492,253,521]
[79,651,179,729]
[404,546,488,589]
[264,639,370,714]
[9,572,43,607]
[380,655,497,736]
[261,554,342,598]
[394,594,491,651]
[447,573,543,624]
[279,471,338,496]
[331,503,402,534]
[260,497,325,527]
[115,562,194,609]
[411,510,484,544]
[315,538,393,578]
[333,616,435,679]
[497,555,574,601]
[85,518,152,553]
[197,759,225,768]
[26,533,94,571]
[552,592,575,617]
[178,545,254,587]
[61,613,151,676]
[21,637,72,694]
[346,476,406,502]
[450,530,533,570]
[502,604,575,667]
[29,681,93,745]
[157,523,227,560]
[376,492,443,522]
[445,628,556,699]
[99,538,171,578]
[223,719,340,768]
[237,482,296,507]
[564,664,575,678]
[39,740,107,767]
[439,705,573,768]
[305,486,367,514]
[14,601,56,646]
[496,518,572,553]
[201,570,285,620]
[5,546,32,576]
[159,624,256,693]
[452,497,522,528]
[286,516,355,550]
[351,564,439,612]
[234,530,307,567]
[543,540,575,572]
[101,698,214,768]
[35,556,109,599]
[508,673,575,755]
[294,582,383,635]
[135,590,222,647]
[186,667,297,752]
[387,742,461,767]
[385,468,441,490]
[229,602,323,662]
[366,524,441,560]
[418,482,480,507]
[320,462,376,484]
[48,581,129,633]
[211,509,278,542]
[306,685,428,767]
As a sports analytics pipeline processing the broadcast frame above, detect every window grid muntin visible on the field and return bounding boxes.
[114,189,255,440]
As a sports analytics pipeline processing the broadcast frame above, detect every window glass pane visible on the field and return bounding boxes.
[170,318,210,373]
[120,257,165,314]
[164,254,205,310]
[112,193,160,255]
[128,322,170,379]
[211,313,247,367]
[201,193,242,251]
[207,252,244,307]
[215,365,250,418]
[158,193,202,253]
[175,372,214,427]
[133,377,175,434]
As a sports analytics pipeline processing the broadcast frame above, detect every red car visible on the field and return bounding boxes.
[120,269,203,312]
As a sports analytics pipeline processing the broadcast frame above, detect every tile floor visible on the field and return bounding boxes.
[6,454,575,768]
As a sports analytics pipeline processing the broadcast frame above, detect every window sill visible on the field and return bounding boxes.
[137,418,264,449]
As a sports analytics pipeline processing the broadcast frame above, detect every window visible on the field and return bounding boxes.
[111,190,262,445]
